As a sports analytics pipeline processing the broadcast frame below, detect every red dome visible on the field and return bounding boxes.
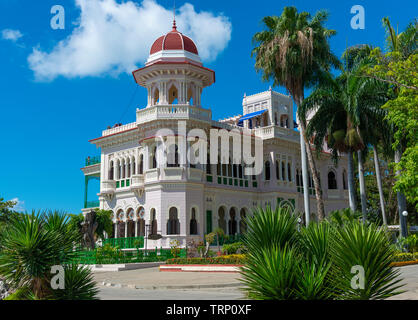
[150,21,198,55]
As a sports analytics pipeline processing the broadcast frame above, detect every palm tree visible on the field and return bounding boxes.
[0,210,98,299]
[252,6,340,221]
[381,17,417,235]
[299,48,389,221]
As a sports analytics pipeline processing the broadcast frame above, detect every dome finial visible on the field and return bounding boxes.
[172,0,177,31]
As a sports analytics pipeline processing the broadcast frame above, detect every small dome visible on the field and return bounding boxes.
[149,20,198,56]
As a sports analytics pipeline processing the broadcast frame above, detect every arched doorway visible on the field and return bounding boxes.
[239,208,247,234]
[167,207,180,235]
[218,207,227,234]
[228,208,237,235]
[136,207,146,237]
[190,207,198,235]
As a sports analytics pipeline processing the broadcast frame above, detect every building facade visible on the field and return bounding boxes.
[81,21,349,248]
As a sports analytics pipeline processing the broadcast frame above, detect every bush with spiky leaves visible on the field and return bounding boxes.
[0,210,99,300]
[329,220,404,300]
[240,207,404,300]
[49,264,99,300]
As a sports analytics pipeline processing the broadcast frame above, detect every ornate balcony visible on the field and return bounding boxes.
[136,104,212,124]
[130,174,145,197]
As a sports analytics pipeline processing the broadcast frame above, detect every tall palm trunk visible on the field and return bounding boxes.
[347,151,357,211]
[299,118,325,221]
[372,145,387,225]
[357,151,367,222]
[395,148,408,237]
[298,115,311,225]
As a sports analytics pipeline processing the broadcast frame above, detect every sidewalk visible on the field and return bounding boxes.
[93,266,243,290]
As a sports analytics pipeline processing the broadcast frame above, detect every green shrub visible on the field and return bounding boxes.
[49,264,99,300]
[241,245,300,300]
[392,252,418,262]
[222,242,245,255]
[240,208,404,300]
[329,220,403,300]
[166,254,246,265]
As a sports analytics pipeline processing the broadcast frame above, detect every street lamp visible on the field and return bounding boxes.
[400,211,408,238]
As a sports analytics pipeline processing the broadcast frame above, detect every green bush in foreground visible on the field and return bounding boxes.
[240,207,404,300]
[166,255,246,265]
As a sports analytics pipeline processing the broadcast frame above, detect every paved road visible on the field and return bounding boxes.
[387,265,418,300]
[99,287,246,300]
[95,264,418,300]
[94,267,242,289]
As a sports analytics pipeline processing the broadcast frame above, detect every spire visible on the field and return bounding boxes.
[172,0,177,31]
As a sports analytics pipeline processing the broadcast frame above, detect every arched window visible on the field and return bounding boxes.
[152,147,157,169]
[228,158,232,177]
[109,161,114,180]
[281,161,285,180]
[132,157,136,175]
[150,208,157,235]
[342,170,347,190]
[117,160,122,179]
[275,160,280,180]
[167,207,180,235]
[127,158,131,178]
[190,208,198,235]
[239,209,247,234]
[218,207,226,234]
[116,209,125,238]
[168,84,178,104]
[154,88,159,105]
[139,154,144,174]
[187,86,193,105]
[228,208,237,235]
[264,161,271,181]
[238,164,243,179]
[288,163,292,181]
[206,153,211,174]
[168,144,179,167]
[137,207,145,237]
[296,169,301,187]
[126,208,135,237]
[233,164,238,178]
[328,171,337,189]
[280,115,289,128]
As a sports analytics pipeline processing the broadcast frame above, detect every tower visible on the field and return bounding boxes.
[132,20,215,108]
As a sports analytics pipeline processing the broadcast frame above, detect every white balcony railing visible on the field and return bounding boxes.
[101,180,116,194]
[130,174,145,189]
[136,104,211,124]
[102,122,137,137]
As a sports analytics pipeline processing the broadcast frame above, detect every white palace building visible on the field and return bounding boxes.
[81,20,349,248]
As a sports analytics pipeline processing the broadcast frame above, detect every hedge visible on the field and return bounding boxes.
[166,254,246,265]
[392,252,418,262]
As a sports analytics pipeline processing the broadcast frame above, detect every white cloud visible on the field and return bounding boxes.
[28,0,232,81]
[9,198,25,212]
[2,29,23,42]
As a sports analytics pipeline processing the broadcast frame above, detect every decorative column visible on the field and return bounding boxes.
[124,219,128,238]
[135,217,138,238]
[114,222,118,239]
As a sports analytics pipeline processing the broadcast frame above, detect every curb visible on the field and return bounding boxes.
[99,281,243,290]
[391,260,418,267]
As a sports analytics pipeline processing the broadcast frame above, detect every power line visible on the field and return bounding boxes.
[117,84,139,124]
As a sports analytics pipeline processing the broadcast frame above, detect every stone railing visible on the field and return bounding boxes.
[102,122,137,136]
[136,104,211,124]
[130,174,145,188]
[101,180,116,194]
[253,125,299,141]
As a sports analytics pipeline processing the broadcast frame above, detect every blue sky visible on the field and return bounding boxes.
[0,0,416,213]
